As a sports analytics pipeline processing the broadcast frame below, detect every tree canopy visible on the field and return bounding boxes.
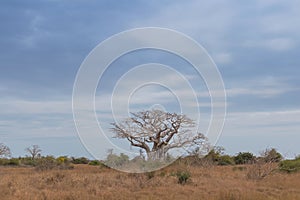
[111,109,207,160]
[0,143,11,158]
[25,145,42,160]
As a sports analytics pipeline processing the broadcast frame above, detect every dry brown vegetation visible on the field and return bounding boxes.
[1,163,300,200]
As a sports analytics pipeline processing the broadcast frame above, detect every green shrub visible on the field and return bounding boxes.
[203,147,235,166]
[20,157,37,166]
[279,158,300,173]
[159,171,166,177]
[5,158,20,166]
[98,161,109,169]
[217,155,235,165]
[71,157,89,164]
[56,156,69,164]
[0,158,6,165]
[176,170,191,185]
[262,148,283,163]
[35,156,73,171]
[1,157,38,166]
[88,160,101,166]
[234,152,255,164]
[204,148,222,163]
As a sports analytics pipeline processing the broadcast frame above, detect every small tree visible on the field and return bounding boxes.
[111,110,207,161]
[0,143,11,158]
[234,152,255,165]
[105,153,129,167]
[203,146,234,165]
[261,148,282,163]
[204,146,225,162]
[25,145,42,160]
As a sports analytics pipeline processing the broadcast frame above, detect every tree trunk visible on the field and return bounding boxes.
[147,148,167,161]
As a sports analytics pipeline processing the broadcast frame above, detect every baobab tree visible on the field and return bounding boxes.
[25,145,41,160]
[111,110,207,160]
[0,143,11,158]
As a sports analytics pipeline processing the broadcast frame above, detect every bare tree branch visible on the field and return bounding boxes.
[111,109,207,160]
[25,145,42,160]
[0,143,11,158]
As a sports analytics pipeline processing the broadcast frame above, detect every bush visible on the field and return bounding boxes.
[35,156,73,171]
[203,147,235,166]
[279,158,300,173]
[0,158,6,165]
[71,157,89,164]
[56,156,69,164]
[204,148,223,163]
[105,153,129,167]
[261,148,283,163]
[6,158,20,166]
[234,152,255,165]
[0,158,20,166]
[35,156,57,170]
[88,160,101,166]
[176,170,191,185]
[246,162,276,180]
[217,155,235,166]
[20,157,37,166]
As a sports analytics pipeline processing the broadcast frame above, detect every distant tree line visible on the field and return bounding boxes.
[193,146,283,166]
[0,143,104,170]
[1,142,300,173]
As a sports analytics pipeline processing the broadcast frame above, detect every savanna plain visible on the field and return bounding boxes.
[1,162,300,200]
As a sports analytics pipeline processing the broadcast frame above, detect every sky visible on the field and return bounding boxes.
[0,0,300,159]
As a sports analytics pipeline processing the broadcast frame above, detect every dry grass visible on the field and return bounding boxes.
[0,164,300,200]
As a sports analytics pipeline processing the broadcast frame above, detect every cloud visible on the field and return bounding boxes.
[265,38,295,51]
[130,0,236,52]
[213,53,232,64]
[244,38,295,52]
[224,109,300,137]
[227,87,290,98]
[258,0,300,36]
[226,76,297,98]
[0,99,71,115]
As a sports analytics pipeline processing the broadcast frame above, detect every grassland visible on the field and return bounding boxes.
[1,163,300,200]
